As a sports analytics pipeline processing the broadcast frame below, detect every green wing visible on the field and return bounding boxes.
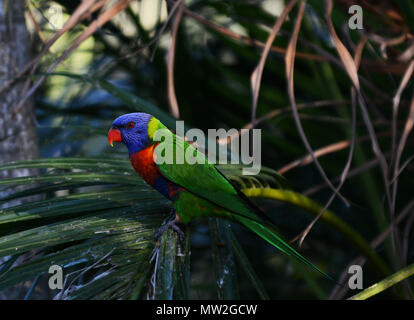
[154,134,266,224]
[154,134,335,282]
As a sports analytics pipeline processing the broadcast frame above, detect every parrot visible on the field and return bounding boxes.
[108,112,334,282]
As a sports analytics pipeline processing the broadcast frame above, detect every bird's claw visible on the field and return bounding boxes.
[155,217,185,241]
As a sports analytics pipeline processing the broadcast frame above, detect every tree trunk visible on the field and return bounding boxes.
[0,0,39,200]
[0,0,43,299]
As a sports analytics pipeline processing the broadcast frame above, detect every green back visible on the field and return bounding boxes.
[153,129,335,283]
[154,134,264,224]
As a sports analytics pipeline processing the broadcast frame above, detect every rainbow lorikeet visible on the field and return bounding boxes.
[108,112,333,281]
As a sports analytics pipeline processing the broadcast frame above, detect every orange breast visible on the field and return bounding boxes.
[129,145,159,186]
[129,144,185,200]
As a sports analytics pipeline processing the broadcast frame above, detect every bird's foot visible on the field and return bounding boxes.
[155,214,185,241]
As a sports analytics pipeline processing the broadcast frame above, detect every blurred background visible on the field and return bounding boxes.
[0,0,413,300]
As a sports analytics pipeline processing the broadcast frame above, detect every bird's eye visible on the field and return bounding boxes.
[127,121,135,129]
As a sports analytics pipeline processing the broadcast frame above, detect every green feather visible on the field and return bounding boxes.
[153,128,334,282]
[233,216,335,282]
[154,134,263,224]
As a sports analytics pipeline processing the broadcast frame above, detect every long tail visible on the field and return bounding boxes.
[234,215,336,283]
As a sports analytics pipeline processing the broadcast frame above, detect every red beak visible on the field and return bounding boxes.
[108,128,122,147]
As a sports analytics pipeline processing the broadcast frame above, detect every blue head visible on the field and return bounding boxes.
[108,112,153,155]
